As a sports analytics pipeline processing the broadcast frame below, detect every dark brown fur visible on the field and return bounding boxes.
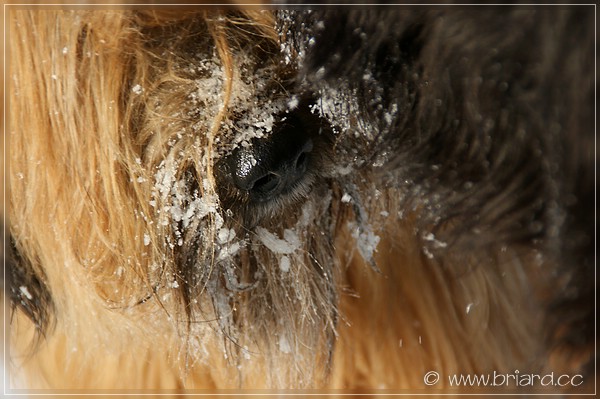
[6,5,595,392]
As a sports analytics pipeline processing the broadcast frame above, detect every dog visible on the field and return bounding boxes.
[5,4,595,394]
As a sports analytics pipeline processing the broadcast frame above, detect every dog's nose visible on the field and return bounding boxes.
[226,119,313,202]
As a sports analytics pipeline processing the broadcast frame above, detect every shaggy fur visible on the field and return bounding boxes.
[5,4,595,394]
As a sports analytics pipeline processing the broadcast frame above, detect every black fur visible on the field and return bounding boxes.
[7,234,54,334]
[7,5,595,379]
[283,6,595,371]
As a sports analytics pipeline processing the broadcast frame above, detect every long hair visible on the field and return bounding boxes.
[7,5,594,391]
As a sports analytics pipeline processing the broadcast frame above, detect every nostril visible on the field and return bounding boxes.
[252,172,281,195]
[227,132,313,196]
[229,150,266,191]
[294,139,313,175]
[226,145,287,197]
[221,107,319,203]
[295,152,307,171]
[227,138,312,201]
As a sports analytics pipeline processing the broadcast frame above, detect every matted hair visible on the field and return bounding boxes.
[6,4,594,392]
[9,7,345,387]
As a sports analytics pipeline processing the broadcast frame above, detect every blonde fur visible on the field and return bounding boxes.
[6,5,591,395]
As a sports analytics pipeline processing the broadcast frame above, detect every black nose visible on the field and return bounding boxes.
[225,119,314,203]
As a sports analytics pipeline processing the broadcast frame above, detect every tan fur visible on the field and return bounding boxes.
[8,218,547,390]
[331,214,543,389]
[6,5,590,395]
